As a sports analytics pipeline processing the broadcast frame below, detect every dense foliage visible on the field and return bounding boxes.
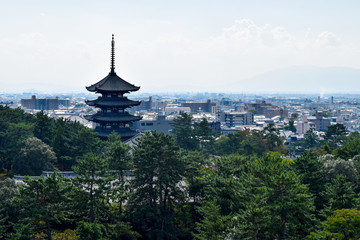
[0,106,100,175]
[2,107,360,239]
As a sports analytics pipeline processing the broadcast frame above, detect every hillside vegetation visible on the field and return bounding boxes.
[1,108,360,239]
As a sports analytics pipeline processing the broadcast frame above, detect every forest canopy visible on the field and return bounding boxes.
[1,108,360,239]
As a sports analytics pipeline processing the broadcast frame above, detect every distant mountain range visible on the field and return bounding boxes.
[223,66,360,94]
[4,66,360,94]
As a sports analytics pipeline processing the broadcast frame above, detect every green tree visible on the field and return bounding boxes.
[319,142,333,155]
[325,123,347,148]
[288,119,296,133]
[75,221,106,240]
[320,175,358,218]
[104,132,132,218]
[215,130,249,155]
[205,155,247,215]
[0,106,35,166]
[72,153,114,225]
[34,111,55,145]
[52,119,98,171]
[172,113,198,150]
[105,132,132,180]
[335,132,360,160]
[0,106,34,124]
[12,173,74,240]
[0,178,18,238]
[127,131,186,239]
[52,124,71,170]
[177,151,212,236]
[107,222,141,240]
[194,118,217,153]
[262,123,282,152]
[194,199,232,240]
[325,124,346,140]
[306,209,360,240]
[285,113,298,133]
[0,122,34,172]
[183,151,211,205]
[318,154,359,184]
[195,153,316,239]
[234,180,273,240]
[240,130,267,156]
[73,128,100,158]
[293,151,326,211]
[13,137,57,176]
[215,135,234,155]
[234,153,316,239]
[304,130,320,149]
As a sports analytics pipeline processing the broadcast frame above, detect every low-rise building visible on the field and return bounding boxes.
[224,111,254,127]
[181,99,218,113]
[296,116,316,134]
[308,111,331,131]
[133,115,174,134]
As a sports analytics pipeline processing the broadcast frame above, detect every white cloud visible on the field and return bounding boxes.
[0,18,358,93]
[216,19,296,49]
[316,31,341,46]
[113,19,359,92]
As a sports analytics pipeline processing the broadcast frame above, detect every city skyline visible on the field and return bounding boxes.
[1,0,360,94]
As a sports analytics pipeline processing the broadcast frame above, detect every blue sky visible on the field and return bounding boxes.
[1,0,360,93]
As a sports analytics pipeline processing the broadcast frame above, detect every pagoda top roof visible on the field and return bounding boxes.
[86,72,140,93]
[86,34,140,93]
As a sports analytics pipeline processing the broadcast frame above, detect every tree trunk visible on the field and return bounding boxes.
[89,176,94,223]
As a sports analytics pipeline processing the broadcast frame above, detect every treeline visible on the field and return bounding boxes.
[1,109,360,239]
[0,105,99,175]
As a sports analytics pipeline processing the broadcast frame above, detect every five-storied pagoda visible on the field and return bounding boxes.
[85,35,141,140]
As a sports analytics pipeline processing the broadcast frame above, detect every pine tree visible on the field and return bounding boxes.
[320,175,358,218]
[172,113,198,150]
[12,173,74,239]
[194,118,217,153]
[127,131,185,239]
[72,153,114,224]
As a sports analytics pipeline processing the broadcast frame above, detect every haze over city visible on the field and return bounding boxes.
[1,0,360,94]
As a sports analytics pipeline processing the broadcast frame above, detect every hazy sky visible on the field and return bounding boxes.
[1,0,360,93]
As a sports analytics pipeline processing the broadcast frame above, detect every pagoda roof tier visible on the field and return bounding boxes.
[94,127,138,139]
[86,97,141,108]
[85,112,142,123]
[86,72,140,93]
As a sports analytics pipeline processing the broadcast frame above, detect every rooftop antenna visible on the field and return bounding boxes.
[110,34,115,73]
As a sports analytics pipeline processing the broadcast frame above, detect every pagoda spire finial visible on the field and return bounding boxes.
[111,34,115,73]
